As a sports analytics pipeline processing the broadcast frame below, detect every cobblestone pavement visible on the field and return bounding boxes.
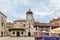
[0,37,34,40]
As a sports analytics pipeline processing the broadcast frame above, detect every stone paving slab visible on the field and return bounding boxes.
[0,37,34,40]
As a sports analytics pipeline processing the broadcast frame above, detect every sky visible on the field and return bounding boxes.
[0,0,60,23]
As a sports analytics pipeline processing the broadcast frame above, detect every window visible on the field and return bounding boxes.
[13,32,15,34]
[23,24,25,26]
[36,27,37,30]
[45,33,49,35]
[2,17,3,20]
[45,28,49,31]
[2,22,4,27]
[55,23,58,25]
[41,28,43,31]
[21,32,23,34]
[15,22,16,24]
[59,34,60,36]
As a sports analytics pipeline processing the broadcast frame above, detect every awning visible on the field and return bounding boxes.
[41,31,49,33]
[50,27,60,33]
[9,28,25,32]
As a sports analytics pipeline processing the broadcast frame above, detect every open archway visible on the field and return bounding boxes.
[28,32,31,36]
[1,32,3,37]
[17,32,20,37]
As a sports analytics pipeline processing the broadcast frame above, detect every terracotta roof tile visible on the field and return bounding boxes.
[26,11,33,14]
[34,22,60,27]
[50,18,60,23]
[26,9,33,14]
[57,18,60,20]
[14,20,26,22]
[6,22,14,28]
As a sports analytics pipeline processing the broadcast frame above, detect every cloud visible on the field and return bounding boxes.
[20,0,31,6]
[0,0,26,22]
[32,2,53,17]
[31,0,60,22]
[0,0,60,23]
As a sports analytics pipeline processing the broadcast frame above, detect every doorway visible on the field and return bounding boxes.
[1,32,3,37]
[17,32,20,37]
[28,32,31,36]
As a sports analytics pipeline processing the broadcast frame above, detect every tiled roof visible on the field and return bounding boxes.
[34,22,60,27]
[57,18,60,20]
[26,9,33,14]
[14,20,26,22]
[26,11,33,14]
[6,22,14,28]
[50,18,60,23]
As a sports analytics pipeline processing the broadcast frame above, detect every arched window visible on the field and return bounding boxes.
[23,24,25,26]
[13,32,15,34]
[21,32,23,34]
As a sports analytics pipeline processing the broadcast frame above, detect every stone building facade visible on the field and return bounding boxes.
[6,22,14,36]
[34,23,60,36]
[9,9,35,37]
[8,9,60,37]
[0,11,7,37]
[50,18,60,25]
[0,9,60,37]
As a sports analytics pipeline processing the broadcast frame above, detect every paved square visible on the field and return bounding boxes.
[0,37,34,40]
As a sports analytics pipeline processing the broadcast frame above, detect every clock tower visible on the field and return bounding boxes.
[26,9,34,36]
[26,9,33,21]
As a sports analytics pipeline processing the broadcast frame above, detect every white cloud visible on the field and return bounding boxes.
[0,0,26,22]
[39,2,50,11]
[32,2,53,17]
[19,0,31,6]
[31,0,60,22]
[34,11,50,17]
[49,0,60,10]
[1,0,60,22]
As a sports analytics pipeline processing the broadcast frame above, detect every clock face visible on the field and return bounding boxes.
[28,15,32,20]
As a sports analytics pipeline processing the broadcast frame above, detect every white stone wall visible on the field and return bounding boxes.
[13,22,26,29]
[12,20,35,36]
[10,31,25,37]
[25,20,35,36]
[11,11,35,36]
[0,12,7,37]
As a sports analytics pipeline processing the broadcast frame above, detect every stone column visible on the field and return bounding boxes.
[15,31,16,36]
[49,26,52,36]
[37,27,39,35]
